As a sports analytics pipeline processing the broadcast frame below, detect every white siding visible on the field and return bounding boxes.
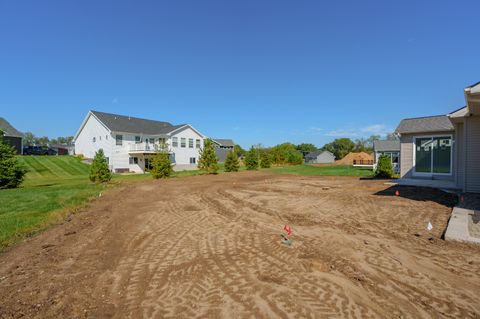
[74,114,113,160]
[465,115,480,192]
[168,127,203,165]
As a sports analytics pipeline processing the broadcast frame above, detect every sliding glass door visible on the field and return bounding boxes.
[414,136,452,175]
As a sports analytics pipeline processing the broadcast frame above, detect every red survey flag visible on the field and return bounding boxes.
[284,224,292,236]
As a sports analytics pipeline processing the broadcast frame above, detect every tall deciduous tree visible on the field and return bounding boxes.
[322,138,355,160]
[295,143,317,157]
[198,138,219,174]
[89,149,111,183]
[0,130,27,189]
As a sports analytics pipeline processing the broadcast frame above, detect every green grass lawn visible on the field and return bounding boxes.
[269,164,375,177]
[0,156,105,248]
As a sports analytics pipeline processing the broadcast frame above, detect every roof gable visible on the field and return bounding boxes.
[213,139,235,147]
[395,115,454,134]
[0,117,23,138]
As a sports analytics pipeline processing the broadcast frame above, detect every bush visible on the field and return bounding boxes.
[198,138,219,174]
[244,147,259,170]
[150,149,173,179]
[286,150,303,165]
[89,149,112,183]
[260,150,272,168]
[375,154,394,178]
[0,131,27,189]
[224,150,240,172]
[270,143,303,165]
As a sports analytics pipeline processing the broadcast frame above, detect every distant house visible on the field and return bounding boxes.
[213,138,235,162]
[74,110,206,173]
[0,117,23,154]
[373,140,400,172]
[395,81,480,193]
[305,150,335,164]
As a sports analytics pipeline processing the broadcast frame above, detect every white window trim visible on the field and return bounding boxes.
[412,134,453,177]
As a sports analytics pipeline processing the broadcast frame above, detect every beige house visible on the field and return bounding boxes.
[395,82,480,193]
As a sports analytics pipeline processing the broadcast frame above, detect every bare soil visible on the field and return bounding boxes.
[1,172,479,318]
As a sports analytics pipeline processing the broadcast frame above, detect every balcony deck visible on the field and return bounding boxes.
[128,143,169,154]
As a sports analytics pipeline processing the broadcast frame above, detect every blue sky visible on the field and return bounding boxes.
[1,0,479,148]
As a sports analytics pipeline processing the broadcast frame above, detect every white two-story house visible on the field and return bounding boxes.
[74,110,205,173]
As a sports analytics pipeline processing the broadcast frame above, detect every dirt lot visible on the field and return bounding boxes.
[1,172,480,318]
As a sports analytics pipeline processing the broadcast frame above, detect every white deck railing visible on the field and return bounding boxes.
[128,142,169,153]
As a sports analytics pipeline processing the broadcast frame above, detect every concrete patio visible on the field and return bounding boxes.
[392,178,460,191]
[445,193,480,244]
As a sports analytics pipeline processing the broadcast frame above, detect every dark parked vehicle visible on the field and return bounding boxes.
[23,146,57,155]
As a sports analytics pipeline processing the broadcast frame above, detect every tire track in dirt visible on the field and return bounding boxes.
[1,172,479,318]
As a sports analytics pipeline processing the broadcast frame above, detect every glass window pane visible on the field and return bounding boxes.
[433,136,451,173]
[392,152,399,164]
[415,138,432,173]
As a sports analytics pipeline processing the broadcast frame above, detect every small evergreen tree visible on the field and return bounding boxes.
[150,147,173,179]
[0,130,27,189]
[224,150,240,172]
[260,150,272,168]
[375,154,394,178]
[89,149,112,183]
[244,147,259,170]
[198,138,219,174]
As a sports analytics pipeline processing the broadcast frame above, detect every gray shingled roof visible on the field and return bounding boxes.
[373,140,400,152]
[213,139,235,147]
[395,115,454,134]
[0,117,23,138]
[305,150,333,159]
[91,111,185,135]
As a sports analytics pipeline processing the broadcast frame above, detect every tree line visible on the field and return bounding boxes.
[296,133,398,160]
[23,132,74,146]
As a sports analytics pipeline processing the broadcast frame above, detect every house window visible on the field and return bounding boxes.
[93,137,96,143]
[99,136,102,141]
[181,138,186,148]
[190,157,196,164]
[149,138,154,144]
[135,136,141,144]
[105,157,109,164]
[196,139,201,148]
[116,135,123,146]
[129,157,138,165]
[106,135,108,140]
[159,138,166,145]
[188,138,194,148]
[172,137,178,147]
[414,136,452,174]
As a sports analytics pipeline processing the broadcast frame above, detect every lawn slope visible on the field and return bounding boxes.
[0,156,104,248]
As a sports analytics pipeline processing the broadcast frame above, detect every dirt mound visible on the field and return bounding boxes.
[337,151,374,165]
[0,172,479,318]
